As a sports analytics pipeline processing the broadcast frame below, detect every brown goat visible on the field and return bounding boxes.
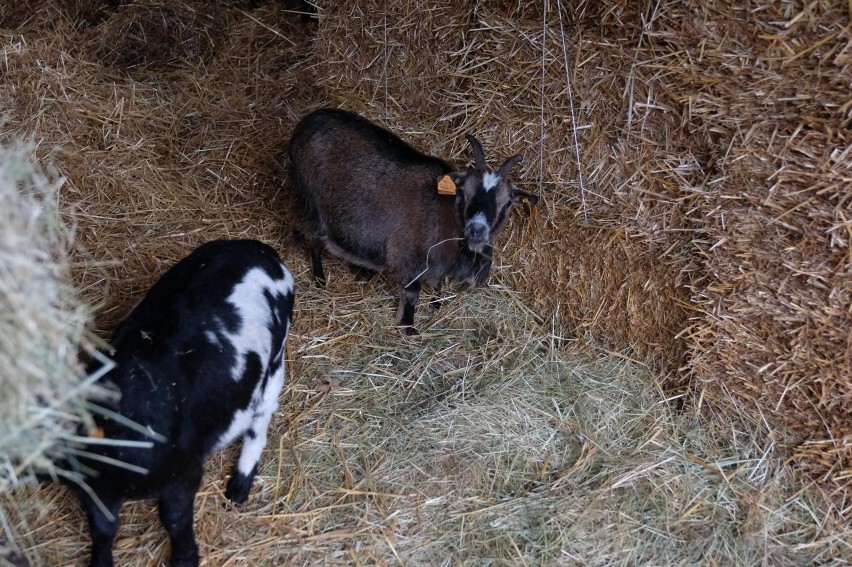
[288,108,537,334]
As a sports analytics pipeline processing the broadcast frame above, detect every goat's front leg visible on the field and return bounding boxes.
[396,280,421,335]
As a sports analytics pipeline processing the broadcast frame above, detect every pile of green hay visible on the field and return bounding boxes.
[0,142,102,493]
[0,142,112,563]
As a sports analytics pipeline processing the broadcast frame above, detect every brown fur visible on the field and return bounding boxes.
[288,108,536,334]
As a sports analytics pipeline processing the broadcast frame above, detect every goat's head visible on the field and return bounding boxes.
[446,135,538,254]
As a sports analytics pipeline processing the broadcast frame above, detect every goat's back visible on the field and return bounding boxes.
[83,239,294,496]
[288,108,458,270]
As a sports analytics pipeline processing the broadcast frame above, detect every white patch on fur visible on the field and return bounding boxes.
[214,403,253,451]
[213,341,288,473]
[212,263,293,460]
[205,330,220,347]
[223,267,294,382]
[235,351,286,476]
[482,172,499,192]
[467,212,490,236]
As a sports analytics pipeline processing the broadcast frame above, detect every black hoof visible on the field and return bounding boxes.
[224,471,253,505]
[169,549,200,567]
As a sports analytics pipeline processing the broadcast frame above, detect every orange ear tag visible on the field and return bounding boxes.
[437,175,457,195]
[523,197,539,219]
[87,427,105,438]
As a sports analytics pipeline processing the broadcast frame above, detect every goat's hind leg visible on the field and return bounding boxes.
[224,419,273,504]
[225,359,286,504]
[79,492,122,567]
[349,264,377,282]
[223,424,265,505]
[158,471,202,567]
[292,227,326,287]
[428,282,444,311]
[307,241,326,287]
[395,280,421,335]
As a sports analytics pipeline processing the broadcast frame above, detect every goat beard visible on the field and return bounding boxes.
[452,244,493,289]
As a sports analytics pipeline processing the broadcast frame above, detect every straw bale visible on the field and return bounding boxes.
[1,0,318,329]
[314,0,852,500]
[0,141,104,495]
[312,1,473,125]
[635,0,852,498]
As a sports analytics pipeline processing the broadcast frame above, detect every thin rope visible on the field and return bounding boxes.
[555,0,588,222]
[539,0,547,198]
[405,237,467,288]
[383,1,389,117]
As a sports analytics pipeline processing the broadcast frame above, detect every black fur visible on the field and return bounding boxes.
[63,239,294,567]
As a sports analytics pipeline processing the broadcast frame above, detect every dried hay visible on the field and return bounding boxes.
[4,287,849,564]
[0,141,110,562]
[657,0,852,499]
[93,2,221,71]
[0,142,99,489]
[314,0,852,504]
[0,0,851,563]
[0,0,114,31]
[314,0,698,367]
[0,0,317,329]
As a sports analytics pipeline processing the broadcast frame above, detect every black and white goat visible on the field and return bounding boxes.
[288,107,537,334]
[67,239,294,567]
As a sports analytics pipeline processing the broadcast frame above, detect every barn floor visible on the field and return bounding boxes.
[2,282,844,565]
[1,1,850,565]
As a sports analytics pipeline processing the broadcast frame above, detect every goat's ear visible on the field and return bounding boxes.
[435,172,469,196]
[511,185,539,206]
[449,171,469,186]
[511,185,539,216]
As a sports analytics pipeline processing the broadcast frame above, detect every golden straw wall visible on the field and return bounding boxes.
[1,0,849,503]
[314,0,851,495]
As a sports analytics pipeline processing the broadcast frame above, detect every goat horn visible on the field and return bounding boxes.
[497,154,523,177]
[466,135,488,171]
